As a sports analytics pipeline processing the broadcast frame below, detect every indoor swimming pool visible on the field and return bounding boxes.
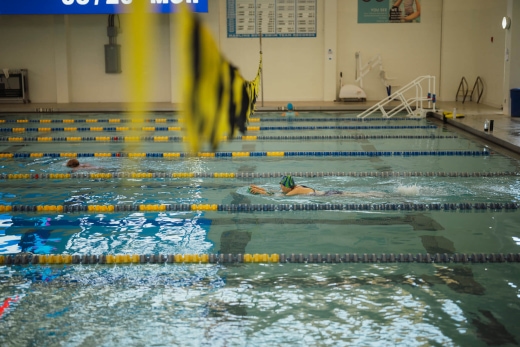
[0,111,519,346]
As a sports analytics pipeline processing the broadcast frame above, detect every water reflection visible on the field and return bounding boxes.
[66,212,214,255]
[1,262,519,346]
[1,212,214,256]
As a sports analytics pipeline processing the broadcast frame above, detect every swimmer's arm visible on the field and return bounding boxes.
[285,190,300,196]
[249,185,274,195]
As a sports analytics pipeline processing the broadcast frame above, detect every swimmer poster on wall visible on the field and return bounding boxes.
[358,0,421,24]
[227,0,316,38]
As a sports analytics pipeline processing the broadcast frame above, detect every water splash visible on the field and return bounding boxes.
[396,184,420,196]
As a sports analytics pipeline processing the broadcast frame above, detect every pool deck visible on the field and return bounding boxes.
[1,100,519,155]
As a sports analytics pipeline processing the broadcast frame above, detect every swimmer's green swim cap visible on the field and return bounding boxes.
[287,103,293,111]
[280,175,295,188]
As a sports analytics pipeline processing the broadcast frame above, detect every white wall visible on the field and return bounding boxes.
[0,0,513,106]
[217,0,327,102]
[504,0,520,115]
[337,0,442,101]
[475,0,508,108]
[0,16,57,103]
[67,14,172,103]
[439,1,479,103]
[440,0,507,108]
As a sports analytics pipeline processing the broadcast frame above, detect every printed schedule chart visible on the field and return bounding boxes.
[227,0,316,38]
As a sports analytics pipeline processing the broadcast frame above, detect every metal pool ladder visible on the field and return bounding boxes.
[357,75,436,119]
[456,76,484,104]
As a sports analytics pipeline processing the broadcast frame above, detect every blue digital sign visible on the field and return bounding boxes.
[0,0,208,15]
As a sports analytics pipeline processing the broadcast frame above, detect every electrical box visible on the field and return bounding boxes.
[0,69,30,103]
[104,44,122,74]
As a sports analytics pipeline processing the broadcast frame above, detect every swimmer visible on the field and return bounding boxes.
[65,158,100,171]
[249,175,385,197]
[281,103,299,121]
[250,175,314,196]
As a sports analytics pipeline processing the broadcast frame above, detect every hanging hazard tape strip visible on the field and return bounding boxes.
[178,4,261,152]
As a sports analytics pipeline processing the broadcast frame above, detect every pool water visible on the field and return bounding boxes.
[0,111,519,346]
[2,263,519,346]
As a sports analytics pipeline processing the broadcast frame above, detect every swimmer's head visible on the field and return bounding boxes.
[287,103,293,111]
[279,175,295,188]
[66,158,80,168]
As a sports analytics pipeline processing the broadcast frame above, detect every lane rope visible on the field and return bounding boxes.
[0,118,179,124]
[1,171,517,180]
[0,134,457,143]
[0,117,426,124]
[2,252,520,265]
[0,150,492,158]
[0,202,518,214]
[0,125,437,133]
[2,126,181,133]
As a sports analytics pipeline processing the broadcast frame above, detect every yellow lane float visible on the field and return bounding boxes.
[443,111,464,119]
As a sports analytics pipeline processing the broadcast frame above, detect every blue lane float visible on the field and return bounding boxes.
[3,150,493,158]
[0,117,424,124]
[0,118,180,124]
[0,135,458,142]
[255,125,437,130]
[0,125,437,133]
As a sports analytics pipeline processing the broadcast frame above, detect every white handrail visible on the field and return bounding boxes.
[357,76,436,118]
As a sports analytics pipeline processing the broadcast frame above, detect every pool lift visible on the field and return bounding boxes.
[338,52,393,102]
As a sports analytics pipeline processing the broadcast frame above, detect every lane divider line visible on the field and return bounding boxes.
[0,150,492,159]
[0,202,517,214]
[0,135,457,143]
[2,252,519,265]
[0,117,428,124]
[0,125,437,133]
[0,126,182,133]
[0,171,517,180]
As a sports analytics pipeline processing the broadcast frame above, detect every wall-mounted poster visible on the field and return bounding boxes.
[358,0,421,24]
[227,0,317,38]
